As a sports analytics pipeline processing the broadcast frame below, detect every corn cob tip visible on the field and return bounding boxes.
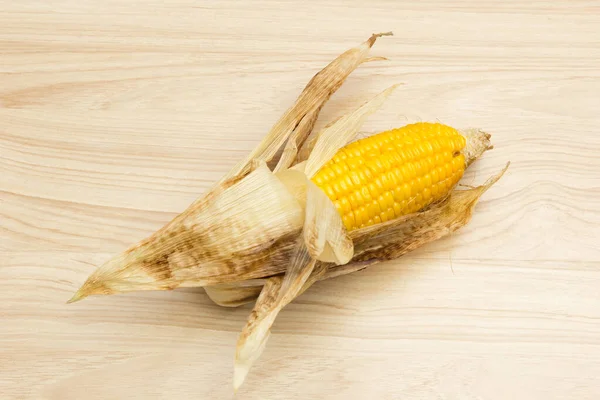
[461,127,494,166]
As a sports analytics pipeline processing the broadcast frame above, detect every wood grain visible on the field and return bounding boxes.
[1,1,599,399]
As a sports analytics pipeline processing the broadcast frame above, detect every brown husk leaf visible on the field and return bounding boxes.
[68,163,304,303]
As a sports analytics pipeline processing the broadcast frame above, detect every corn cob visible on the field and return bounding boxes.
[311,122,467,230]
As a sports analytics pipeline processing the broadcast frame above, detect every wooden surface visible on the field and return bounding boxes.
[2,1,600,399]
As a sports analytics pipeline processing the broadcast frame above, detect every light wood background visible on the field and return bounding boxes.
[2,1,599,399]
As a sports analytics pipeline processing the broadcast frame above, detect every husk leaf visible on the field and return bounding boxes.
[234,263,328,392]
[204,279,266,308]
[273,105,323,172]
[302,179,354,264]
[303,84,400,178]
[221,32,392,183]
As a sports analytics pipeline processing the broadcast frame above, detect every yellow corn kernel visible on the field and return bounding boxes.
[423,187,432,203]
[373,177,385,195]
[423,173,432,189]
[367,182,379,199]
[339,197,352,215]
[380,210,390,223]
[359,186,372,204]
[385,207,395,221]
[430,168,439,183]
[331,163,344,177]
[312,122,467,231]
[333,200,342,214]
[437,165,447,180]
[383,171,397,191]
[354,206,367,226]
[348,191,363,208]
[323,184,337,200]
[381,191,394,211]
[401,182,411,199]
[344,175,355,193]
[346,157,363,170]
[342,213,355,230]
[332,181,345,197]
[348,170,363,186]
[368,201,382,217]
[393,201,402,216]
[414,176,425,193]
[415,193,423,205]
[444,163,453,180]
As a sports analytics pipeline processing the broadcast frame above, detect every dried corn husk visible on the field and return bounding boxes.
[66,32,509,393]
[203,280,266,308]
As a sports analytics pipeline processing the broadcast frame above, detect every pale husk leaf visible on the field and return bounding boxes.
[220,32,392,183]
[303,84,400,178]
[296,116,341,163]
[233,276,282,392]
[234,263,328,392]
[302,179,354,264]
[204,280,266,308]
[272,105,323,172]
[275,238,317,305]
